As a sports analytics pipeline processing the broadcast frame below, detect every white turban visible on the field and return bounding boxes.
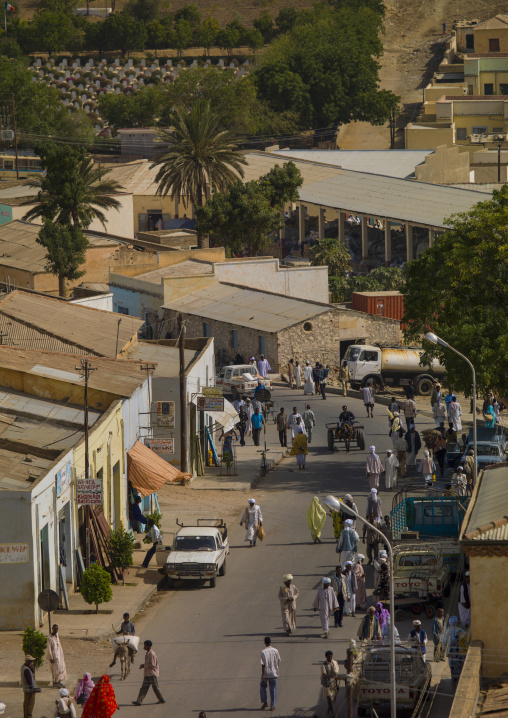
[356,554,365,561]
[59,688,69,697]
[345,519,353,527]
[344,561,353,567]
[248,498,255,504]
[371,488,378,495]
[322,577,331,584]
[282,574,293,582]
[345,494,353,502]
[369,446,379,459]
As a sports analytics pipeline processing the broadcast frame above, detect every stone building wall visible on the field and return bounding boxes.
[362,314,402,347]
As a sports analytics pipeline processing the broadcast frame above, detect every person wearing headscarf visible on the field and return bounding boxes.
[366,446,382,490]
[307,496,326,543]
[459,571,471,626]
[294,360,302,389]
[327,504,345,540]
[321,650,341,717]
[375,602,390,634]
[408,620,428,661]
[388,410,402,446]
[313,578,339,638]
[81,676,118,718]
[418,449,436,488]
[75,673,95,706]
[449,395,462,431]
[445,616,468,690]
[382,449,399,490]
[290,425,308,469]
[303,361,315,395]
[56,688,75,718]
[373,550,388,590]
[241,498,263,547]
[343,561,357,616]
[484,402,496,428]
[47,624,67,688]
[337,519,359,566]
[357,606,381,641]
[278,574,299,635]
[381,617,400,644]
[366,488,382,523]
[354,555,367,609]
[362,383,375,418]
[433,396,447,428]
[451,466,467,496]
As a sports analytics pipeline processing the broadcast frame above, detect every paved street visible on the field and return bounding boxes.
[112,388,450,717]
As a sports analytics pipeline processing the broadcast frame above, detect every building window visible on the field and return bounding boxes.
[118,306,129,315]
[472,126,488,135]
[231,330,238,349]
[489,38,500,52]
[456,127,467,140]
[138,213,148,232]
[484,83,494,95]
[203,322,210,338]
[258,336,265,355]
[303,321,314,332]
[466,34,474,49]
[500,84,508,95]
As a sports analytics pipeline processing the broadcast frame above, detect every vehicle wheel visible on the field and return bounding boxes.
[395,609,405,622]
[210,577,216,588]
[416,375,434,396]
[411,602,423,615]
[356,429,366,451]
[166,578,175,589]
[425,604,435,619]
[327,429,335,451]
[219,559,226,576]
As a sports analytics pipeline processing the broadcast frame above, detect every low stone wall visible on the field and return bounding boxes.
[449,641,482,718]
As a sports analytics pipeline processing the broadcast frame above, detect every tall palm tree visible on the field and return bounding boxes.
[151,100,247,248]
[23,148,123,229]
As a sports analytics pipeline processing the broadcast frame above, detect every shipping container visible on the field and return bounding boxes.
[351,291,405,321]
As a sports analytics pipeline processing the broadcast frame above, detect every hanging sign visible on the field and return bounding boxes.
[144,438,174,454]
[197,396,224,411]
[0,543,29,564]
[76,478,103,505]
[202,387,222,396]
[157,401,175,428]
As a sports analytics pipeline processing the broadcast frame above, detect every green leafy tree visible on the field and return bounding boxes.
[329,265,405,302]
[276,7,298,33]
[31,11,83,54]
[126,0,162,23]
[170,18,193,57]
[147,20,167,56]
[258,161,303,209]
[152,100,246,248]
[402,185,508,396]
[36,0,76,14]
[0,37,22,58]
[196,180,280,256]
[198,15,219,55]
[253,10,273,42]
[98,86,164,128]
[310,237,350,276]
[37,221,89,297]
[174,3,201,28]
[81,562,113,613]
[107,525,135,585]
[102,12,148,55]
[22,628,47,670]
[216,25,240,56]
[23,144,122,228]
[245,27,264,55]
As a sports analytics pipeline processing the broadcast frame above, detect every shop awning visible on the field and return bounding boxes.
[127,440,191,497]
[192,396,239,433]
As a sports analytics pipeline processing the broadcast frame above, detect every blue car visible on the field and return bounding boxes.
[460,427,507,469]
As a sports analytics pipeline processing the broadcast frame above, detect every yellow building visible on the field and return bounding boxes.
[464,54,508,95]
[460,463,508,677]
[436,94,508,143]
[471,14,508,54]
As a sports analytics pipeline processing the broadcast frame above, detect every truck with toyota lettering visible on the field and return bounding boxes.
[389,544,451,618]
[356,644,431,716]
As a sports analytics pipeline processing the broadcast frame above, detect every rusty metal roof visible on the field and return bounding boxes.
[0,291,143,357]
[462,463,508,542]
[163,282,330,332]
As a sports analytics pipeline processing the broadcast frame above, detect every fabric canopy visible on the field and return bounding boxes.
[191,396,239,433]
[127,440,191,497]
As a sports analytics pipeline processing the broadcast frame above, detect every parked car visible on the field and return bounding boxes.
[460,427,507,469]
[216,365,272,398]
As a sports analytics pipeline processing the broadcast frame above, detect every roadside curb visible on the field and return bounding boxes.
[251,449,288,488]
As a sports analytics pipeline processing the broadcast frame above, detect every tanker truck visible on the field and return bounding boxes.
[343,345,445,395]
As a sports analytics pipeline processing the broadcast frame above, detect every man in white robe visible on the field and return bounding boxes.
[257,355,271,378]
[382,449,399,490]
[313,578,339,638]
[46,624,67,686]
[287,408,304,440]
[303,362,315,395]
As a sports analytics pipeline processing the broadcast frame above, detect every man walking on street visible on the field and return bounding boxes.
[432,608,446,662]
[288,407,303,442]
[362,383,375,418]
[405,425,422,471]
[257,355,271,379]
[338,361,351,396]
[331,566,348,628]
[142,519,161,568]
[47,624,66,688]
[260,637,280,711]
[313,577,339,639]
[132,640,165,706]
[403,395,417,429]
[363,514,379,564]
[303,405,316,444]
[276,408,288,448]
[252,407,265,447]
[21,656,40,718]
[318,364,329,400]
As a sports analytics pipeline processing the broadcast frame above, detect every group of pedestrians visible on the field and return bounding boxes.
[288,359,330,399]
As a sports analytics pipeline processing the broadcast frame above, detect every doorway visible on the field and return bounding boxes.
[147,210,163,231]
[40,524,51,591]
[58,503,72,585]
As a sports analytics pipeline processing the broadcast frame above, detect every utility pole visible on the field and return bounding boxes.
[178,314,188,473]
[498,143,502,182]
[345,642,354,718]
[140,362,156,434]
[11,97,19,181]
[76,357,97,567]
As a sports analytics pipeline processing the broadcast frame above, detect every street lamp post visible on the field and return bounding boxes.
[324,496,397,718]
[424,332,478,489]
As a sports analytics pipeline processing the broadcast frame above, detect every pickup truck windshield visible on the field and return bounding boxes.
[174,536,216,551]
[345,347,361,361]
[476,444,500,456]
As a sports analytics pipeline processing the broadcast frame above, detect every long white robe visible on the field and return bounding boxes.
[243,505,262,542]
[303,366,315,394]
[449,403,463,431]
[313,587,339,633]
[383,455,399,489]
[47,633,67,683]
[344,572,356,615]
[458,584,471,626]
[294,365,302,389]
[288,412,305,438]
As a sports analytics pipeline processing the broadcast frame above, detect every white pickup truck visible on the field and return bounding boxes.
[216,365,272,398]
[160,519,229,588]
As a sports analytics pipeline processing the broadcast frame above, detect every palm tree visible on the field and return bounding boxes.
[151,100,247,248]
[23,147,123,229]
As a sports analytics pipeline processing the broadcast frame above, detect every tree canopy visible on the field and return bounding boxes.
[402,186,508,396]
[310,238,351,277]
[37,221,89,297]
[330,265,405,302]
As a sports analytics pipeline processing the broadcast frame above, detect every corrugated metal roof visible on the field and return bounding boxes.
[241,152,342,185]
[0,221,125,273]
[299,171,492,228]
[135,260,213,284]
[163,283,330,332]
[0,346,147,397]
[126,342,199,375]
[0,291,143,358]
[462,463,508,541]
[273,150,432,178]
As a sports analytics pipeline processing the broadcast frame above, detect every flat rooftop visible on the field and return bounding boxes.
[273,150,432,179]
[135,260,213,284]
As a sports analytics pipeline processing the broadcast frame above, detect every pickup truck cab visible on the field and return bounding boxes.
[161,519,229,588]
[357,644,431,717]
[462,427,506,469]
[216,365,272,398]
[392,544,450,598]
